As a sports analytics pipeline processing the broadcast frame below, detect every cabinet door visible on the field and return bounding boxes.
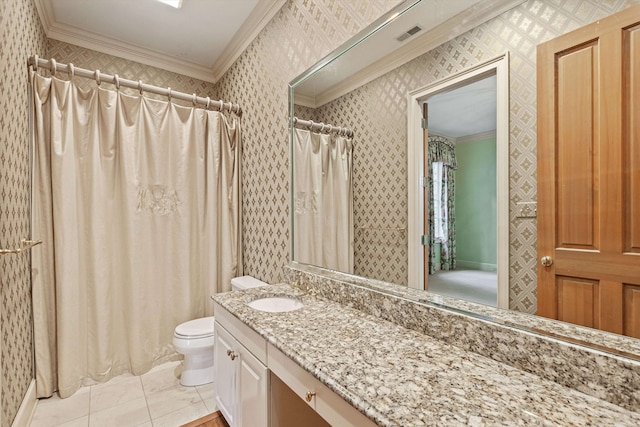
[238,347,268,427]
[214,325,238,427]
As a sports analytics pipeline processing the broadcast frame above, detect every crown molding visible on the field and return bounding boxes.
[33,0,55,32]
[312,0,526,108]
[212,0,286,81]
[455,130,497,144]
[33,0,285,84]
[293,93,316,108]
[47,22,217,82]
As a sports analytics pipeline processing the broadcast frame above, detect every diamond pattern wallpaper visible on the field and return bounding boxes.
[2,0,639,422]
[0,0,46,424]
[219,0,640,313]
[215,0,399,284]
[46,40,221,104]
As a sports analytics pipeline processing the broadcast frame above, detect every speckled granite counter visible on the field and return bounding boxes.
[213,284,640,426]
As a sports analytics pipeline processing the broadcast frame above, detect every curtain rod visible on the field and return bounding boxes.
[293,117,353,138]
[27,55,242,116]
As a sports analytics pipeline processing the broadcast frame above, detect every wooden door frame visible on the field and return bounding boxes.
[407,52,510,309]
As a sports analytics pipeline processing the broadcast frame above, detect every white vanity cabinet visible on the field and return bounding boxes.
[214,308,269,427]
[213,301,377,427]
[269,343,377,427]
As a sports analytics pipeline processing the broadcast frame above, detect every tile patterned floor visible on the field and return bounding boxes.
[29,361,217,427]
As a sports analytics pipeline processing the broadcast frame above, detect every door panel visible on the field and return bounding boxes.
[537,4,640,337]
[624,285,640,339]
[557,278,595,329]
[556,44,598,249]
[625,25,640,253]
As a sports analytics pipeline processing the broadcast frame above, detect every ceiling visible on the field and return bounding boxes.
[33,0,286,83]
[427,74,497,139]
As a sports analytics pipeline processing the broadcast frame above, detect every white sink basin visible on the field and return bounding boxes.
[248,297,303,313]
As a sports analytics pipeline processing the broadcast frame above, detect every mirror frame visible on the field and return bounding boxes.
[287,0,640,360]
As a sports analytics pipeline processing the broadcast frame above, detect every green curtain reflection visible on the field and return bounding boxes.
[427,135,457,274]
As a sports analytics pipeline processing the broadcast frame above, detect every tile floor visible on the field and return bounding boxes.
[29,361,217,427]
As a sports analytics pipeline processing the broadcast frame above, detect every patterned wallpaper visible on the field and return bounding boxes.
[0,0,47,424]
[2,1,639,422]
[46,40,221,105]
[215,0,400,284]
[314,86,408,285]
[227,0,640,313]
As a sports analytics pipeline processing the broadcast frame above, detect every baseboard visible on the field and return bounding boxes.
[11,379,37,427]
[456,260,497,271]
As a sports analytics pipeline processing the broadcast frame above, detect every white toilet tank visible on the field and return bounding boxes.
[231,275,269,291]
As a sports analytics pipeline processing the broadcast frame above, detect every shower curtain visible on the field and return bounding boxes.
[293,128,354,273]
[30,72,242,398]
[427,135,456,274]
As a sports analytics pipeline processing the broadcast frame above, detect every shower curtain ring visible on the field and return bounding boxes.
[50,58,57,76]
[219,99,224,112]
[68,63,75,79]
[327,124,333,133]
[192,93,197,106]
[167,88,172,101]
[114,74,120,90]
[138,80,144,95]
[308,120,314,130]
[95,70,101,86]
[205,97,211,109]
[31,55,39,72]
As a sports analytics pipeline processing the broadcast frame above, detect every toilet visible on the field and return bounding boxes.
[172,275,268,386]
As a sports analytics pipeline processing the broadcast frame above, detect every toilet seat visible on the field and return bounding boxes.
[174,316,214,339]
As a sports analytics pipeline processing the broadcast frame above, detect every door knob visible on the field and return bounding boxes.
[540,256,553,267]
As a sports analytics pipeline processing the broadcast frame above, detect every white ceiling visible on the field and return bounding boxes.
[34,0,286,82]
[426,74,497,139]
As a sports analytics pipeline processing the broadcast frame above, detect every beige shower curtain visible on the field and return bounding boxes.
[293,128,353,273]
[30,72,242,398]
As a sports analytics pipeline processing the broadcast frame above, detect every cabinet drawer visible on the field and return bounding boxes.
[268,344,377,427]
[268,343,321,410]
[214,301,267,364]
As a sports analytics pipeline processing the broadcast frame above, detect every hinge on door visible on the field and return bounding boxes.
[421,117,428,129]
[420,176,428,188]
[421,235,428,245]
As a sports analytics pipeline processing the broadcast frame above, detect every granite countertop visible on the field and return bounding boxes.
[212,284,640,426]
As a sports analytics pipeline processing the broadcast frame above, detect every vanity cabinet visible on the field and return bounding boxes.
[213,302,376,427]
[269,343,377,427]
[214,308,269,427]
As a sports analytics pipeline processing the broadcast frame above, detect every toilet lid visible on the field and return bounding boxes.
[175,316,215,339]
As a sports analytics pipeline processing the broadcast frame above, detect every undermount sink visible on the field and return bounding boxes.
[248,296,304,313]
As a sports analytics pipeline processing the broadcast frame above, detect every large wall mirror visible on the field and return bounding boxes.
[289,0,640,358]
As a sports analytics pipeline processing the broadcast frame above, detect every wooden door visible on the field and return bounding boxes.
[537,4,640,338]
